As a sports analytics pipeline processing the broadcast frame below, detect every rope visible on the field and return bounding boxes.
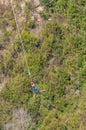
[10,0,31,75]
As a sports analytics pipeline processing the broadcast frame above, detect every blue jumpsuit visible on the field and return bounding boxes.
[32,86,39,94]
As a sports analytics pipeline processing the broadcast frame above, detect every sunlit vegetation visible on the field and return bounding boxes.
[0,0,86,130]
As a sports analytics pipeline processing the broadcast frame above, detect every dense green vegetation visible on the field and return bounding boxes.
[0,0,86,130]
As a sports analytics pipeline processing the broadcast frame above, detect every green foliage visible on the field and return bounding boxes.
[2,30,10,42]
[27,20,35,29]
[40,0,54,8]
[44,20,62,38]
[21,30,39,49]
[77,56,83,68]
[27,96,43,124]
[56,85,66,97]
[0,0,86,130]
[1,74,31,105]
[40,11,48,20]
[56,0,68,14]
[67,2,78,18]
[57,67,70,85]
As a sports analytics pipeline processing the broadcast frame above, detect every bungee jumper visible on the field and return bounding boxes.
[29,76,46,97]
[31,82,40,94]
[31,82,46,97]
[11,0,46,97]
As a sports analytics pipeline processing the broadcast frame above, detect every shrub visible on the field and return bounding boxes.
[40,0,54,8]
[57,67,70,85]
[28,20,35,29]
[21,30,39,49]
[44,20,62,38]
[40,11,48,20]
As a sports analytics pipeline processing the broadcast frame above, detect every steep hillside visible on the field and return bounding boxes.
[0,0,86,130]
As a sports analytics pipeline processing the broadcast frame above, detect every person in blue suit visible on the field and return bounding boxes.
[30,81,45,97]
